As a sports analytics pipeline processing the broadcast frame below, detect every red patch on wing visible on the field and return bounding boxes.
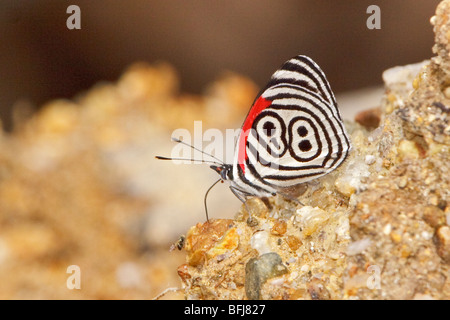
[238,96,272,173]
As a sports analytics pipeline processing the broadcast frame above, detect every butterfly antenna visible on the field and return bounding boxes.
[155,156,223,166]
[172,137,224,165]
[204,178,222,222]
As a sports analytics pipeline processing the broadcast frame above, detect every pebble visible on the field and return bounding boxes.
[250,230,271,255]
[435,226,450,262]
[365,155,376,165]
[285,235,302,251]
[296,206,329,237]
[397,176,408,189]
[184,219,236,266]
[245,252,287,299]
[383,224,392,235]
[245,197,269,218]
[397,139,420,160]
[346,238,371,256]
[445,86,450,99]
[354,107,381,128]
[271,220,287,235]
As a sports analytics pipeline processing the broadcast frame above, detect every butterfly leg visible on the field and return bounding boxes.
[230,186,259,223]
[278,192,305,206]
[274,191,305,208]
[229,186,248,203]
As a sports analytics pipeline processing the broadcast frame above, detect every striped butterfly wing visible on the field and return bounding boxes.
[231,55,351,198]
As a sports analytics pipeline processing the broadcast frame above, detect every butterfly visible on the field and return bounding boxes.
[157,55,351,220]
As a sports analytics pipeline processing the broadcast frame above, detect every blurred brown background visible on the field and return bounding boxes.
[0,0,440,131]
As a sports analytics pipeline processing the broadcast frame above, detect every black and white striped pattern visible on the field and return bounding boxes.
[227,55,351,200]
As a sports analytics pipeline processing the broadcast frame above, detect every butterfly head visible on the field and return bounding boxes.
[210,164,233,181]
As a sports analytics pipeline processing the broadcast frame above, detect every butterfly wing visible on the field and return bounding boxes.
[231,55,351,197]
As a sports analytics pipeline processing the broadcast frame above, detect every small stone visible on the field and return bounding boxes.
[245,252,288,300]
[207,227,239,260]
[383,224,392,235]
[423,205,445,228]
[335,215,350,240]
[438,200,447,211]
[430,15,437,26]
[335,178,356,197]
[412,76,420,90]
[368,126,383,142]
[435,226,450,262]
[296,206,329,237]
[285,235,302,251]
[397,139,421,160]
[250,230,271,255]
[400,244,412,258]
[382,60,428,93]
[346,238,371,256]
[365,155,376,165]
[385,101,395,114]
[246,216,259,227]
[354,107,381,129]
[177,264,191,285]
[382,159,392,168]
[391,232,403,243]
[397,176,408,189]
[421,231,433,240]
[334,157,370,197]
[184,219,235,266]
[271,220,287,235]
[428,194,439,206]
[245,197,269,218]
[308,278,331,300]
